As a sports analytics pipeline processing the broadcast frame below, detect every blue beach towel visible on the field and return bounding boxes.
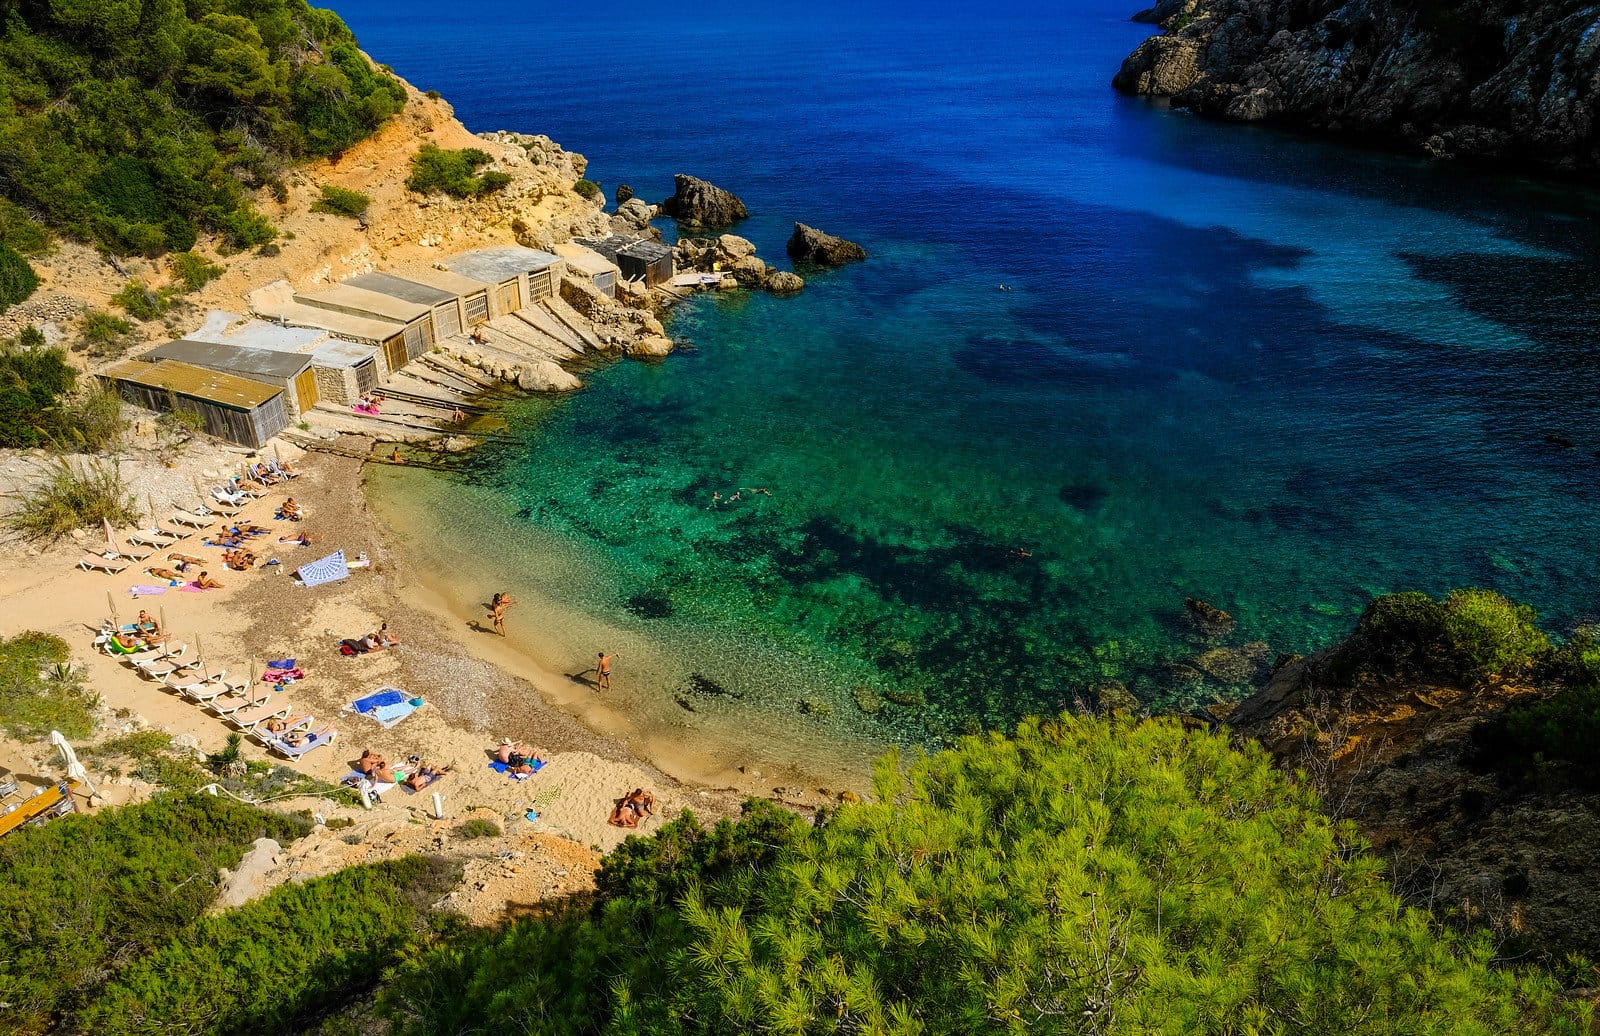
[267,658,297,670]
[369,700,420,728]
[488,760,544,780]
[351,689,405,713]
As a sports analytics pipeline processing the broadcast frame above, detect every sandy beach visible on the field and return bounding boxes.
[0,434,871,909]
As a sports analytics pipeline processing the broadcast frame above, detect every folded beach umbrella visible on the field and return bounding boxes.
[50,730,99,798]
[297,550,350,588]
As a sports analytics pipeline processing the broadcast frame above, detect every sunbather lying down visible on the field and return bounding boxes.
[146,567,183,581]
[402,761,451,791]
[168,552,205,566]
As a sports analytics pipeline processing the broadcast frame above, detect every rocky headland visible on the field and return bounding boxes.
[1113,0,1600,174]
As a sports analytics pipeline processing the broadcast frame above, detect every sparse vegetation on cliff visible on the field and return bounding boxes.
[311,184,373,219]
[0,0,407,256]
[1328,588,1549,687]
[406,145,513,199]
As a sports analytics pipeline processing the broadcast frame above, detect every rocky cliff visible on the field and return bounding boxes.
[1113,0,1600,174]
[1223,628,1600,961]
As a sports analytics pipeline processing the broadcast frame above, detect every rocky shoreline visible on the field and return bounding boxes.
[1113,0,1600,175]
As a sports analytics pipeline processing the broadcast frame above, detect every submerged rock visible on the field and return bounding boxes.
[786,222,867,267]
[660,173,748,228]
[1184,597,1237,637]
[852,685,885,716]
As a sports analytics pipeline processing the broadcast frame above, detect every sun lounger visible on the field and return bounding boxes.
[129,529,179,547]
[164,666,228,698]
[205,687,265,715]
[222,700,291,729]
[78,554,130,574]
[108,540,156,561]
[169,510,216,530]
[267,727,335,761]
[244,713,313,744]
[135,648,199,679]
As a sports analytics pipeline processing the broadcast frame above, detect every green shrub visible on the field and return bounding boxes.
[215,206,277,250]
[1471,682,1600,792]
[0,795,309,1031]
[451,817,501,840]
[77,309,132,356]
[406,145,510,199]
[68,382,125,450]
[310,184,372,218]
[111,278,168,320]
[383,716,1581,1035]
[0,241,39,311]
[169,250,225,292]
[1332,589,1549,686]
[9,456,140,541]
[0,199,54,256]
[572,178,601,200]
[79,856,462,1035]
[0,630,96,739]
[0,343,76,446]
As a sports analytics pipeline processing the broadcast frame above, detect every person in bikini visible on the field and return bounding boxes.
[402,762,451,791]
[147,566,183,582]
[490,592,514,636]
[194,571,224,589]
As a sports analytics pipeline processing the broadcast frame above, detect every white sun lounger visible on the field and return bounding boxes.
[129,528,179,547]
[245,713,313,743]
[78,554,130,574]
[169,511,216,530]
[267,727,335,761]
[165,666,228,698]
[223,700,291,729]
[136,649,201,680]
[108,539,156,561]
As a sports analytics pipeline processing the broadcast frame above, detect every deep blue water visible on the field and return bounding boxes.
[348,0,1600,741]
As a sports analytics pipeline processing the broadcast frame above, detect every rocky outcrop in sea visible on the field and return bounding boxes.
[1113,0,1600,174]
[675,234,806,295]
[659,174,749,228]
[786,222,867,267]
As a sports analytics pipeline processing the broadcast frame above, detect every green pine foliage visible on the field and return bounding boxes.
[406,145,511,198]
[0,795,310,1033]
[170,250,226,291]
[0,0,407,256]
[110,278,168,320]
[77,855,463,1035]
[0,198,53,256]
[383,716,1585,1035]
[0,240,38,310]
[573,178,601,200]
[0,630,96,739]
[1329,588,1550,686]
[310,184,371,218]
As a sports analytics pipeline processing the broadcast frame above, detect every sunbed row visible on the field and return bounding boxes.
[93,632,334,761]
[77,469,295,575]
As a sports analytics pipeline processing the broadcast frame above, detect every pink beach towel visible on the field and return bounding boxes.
[178,582,208,592]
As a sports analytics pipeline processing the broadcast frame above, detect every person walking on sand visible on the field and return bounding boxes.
[596,651,616,692]
[490,592,515,636]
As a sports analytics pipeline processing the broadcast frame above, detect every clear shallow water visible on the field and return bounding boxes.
[346,0,1600,742]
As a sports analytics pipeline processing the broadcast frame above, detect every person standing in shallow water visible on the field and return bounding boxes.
[490,592,514,636]
[596,652,616,691]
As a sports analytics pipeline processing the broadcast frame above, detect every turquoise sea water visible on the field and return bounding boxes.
[345,0,1600,743]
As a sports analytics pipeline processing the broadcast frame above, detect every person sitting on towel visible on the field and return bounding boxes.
[357,749,388,776]
[195,571,224,589]
[277,498,302,521]
[364,623,399,650]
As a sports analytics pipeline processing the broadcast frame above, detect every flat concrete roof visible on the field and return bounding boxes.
[344,272,457,307]
[552,242,620,277]
[311,339,380,367]
[102,359,282,410]
[444,246,561,284]
[145,340,312,382]
[248,281,407,344]
[618,239,673,262]
[399,266,494,295]
[295,284,431,324]
[190,311,328,353]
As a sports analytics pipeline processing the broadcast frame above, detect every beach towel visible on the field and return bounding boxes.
[260,667,304,683]
[339,639,367,656]
[266,658,297,670]
[488,759,544,781]
[179,582,208,592]
[128,584,169,596]
[296,550,348,588]
[350,688,405,713]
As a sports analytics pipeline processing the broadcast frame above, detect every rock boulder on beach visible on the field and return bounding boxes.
[660,174,748,228]
[765,270,805,295]
[786,222,867,266]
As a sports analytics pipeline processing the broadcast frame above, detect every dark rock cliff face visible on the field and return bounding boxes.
[1113,0,1600,174]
